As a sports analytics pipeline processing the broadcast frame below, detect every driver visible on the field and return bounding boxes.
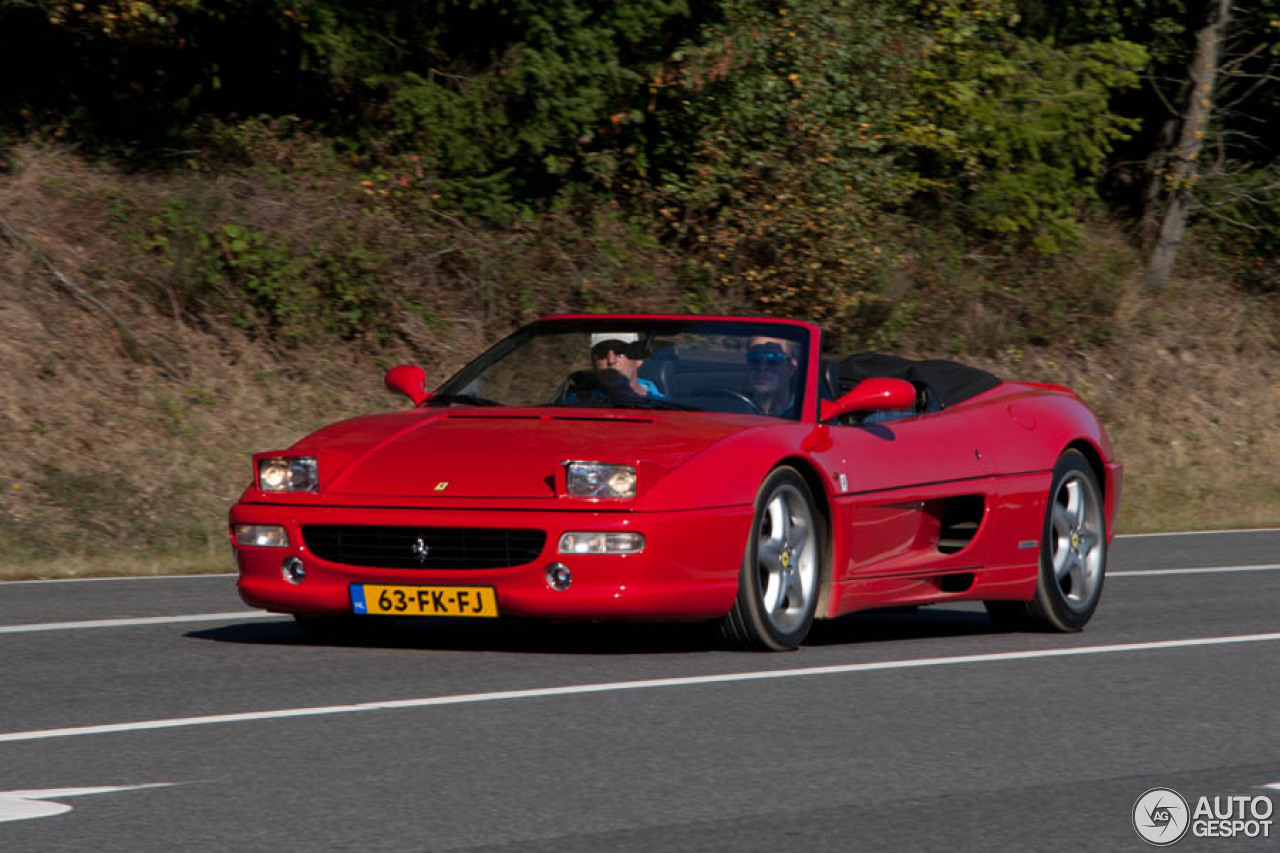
[590,333,666,400]
[746,336,799,415]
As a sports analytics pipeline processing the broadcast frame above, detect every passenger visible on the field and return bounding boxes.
[590,333,665,399]
[746,336,799,416]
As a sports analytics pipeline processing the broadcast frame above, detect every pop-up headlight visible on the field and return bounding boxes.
[565,462,636,500]
[257,457,319,492]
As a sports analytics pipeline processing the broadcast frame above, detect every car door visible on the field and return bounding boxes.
[809,398,1002,581]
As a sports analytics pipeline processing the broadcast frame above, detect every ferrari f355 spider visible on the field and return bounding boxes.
[230,315,1121,650]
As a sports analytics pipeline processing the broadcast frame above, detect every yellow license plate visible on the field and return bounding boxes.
[352,584,498,618]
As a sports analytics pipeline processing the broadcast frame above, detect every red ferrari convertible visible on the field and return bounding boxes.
[230,315,1122,650]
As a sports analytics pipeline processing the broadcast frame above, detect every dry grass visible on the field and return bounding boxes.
[894,227,1280,534]
[1,144,1277,580]
[0,146,458,578]
[0,553,234,582]
[1070,274,1280,532]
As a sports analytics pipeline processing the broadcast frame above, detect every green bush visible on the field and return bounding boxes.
[1199,165,1280,294]
[902,3,1147,253]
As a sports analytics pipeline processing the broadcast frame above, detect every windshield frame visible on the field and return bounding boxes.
[432,315,821,421]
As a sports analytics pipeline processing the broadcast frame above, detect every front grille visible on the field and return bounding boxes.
[302,525,547,570]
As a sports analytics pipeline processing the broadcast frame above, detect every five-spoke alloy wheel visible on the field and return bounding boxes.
[721,466,824,650]
[985,449,1107,631]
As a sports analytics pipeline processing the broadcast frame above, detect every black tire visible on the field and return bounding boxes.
[720,466,825,651]
[984,449,1107,632]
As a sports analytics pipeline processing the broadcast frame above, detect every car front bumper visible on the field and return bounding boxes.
[229,502,750,620]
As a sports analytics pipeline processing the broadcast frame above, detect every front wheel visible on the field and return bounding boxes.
[720,467,824,651]
[985,449,1107,632]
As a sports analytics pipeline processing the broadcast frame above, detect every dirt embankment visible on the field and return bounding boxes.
[1,146,1277,579]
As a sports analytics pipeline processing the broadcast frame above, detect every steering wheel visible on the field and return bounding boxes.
[689,387,762,414]
[554,369,641,404]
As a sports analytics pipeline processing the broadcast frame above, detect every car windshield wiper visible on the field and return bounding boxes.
[425,394,502,407]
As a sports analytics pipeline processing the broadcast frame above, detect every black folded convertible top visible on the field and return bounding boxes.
[837,353,1002,409]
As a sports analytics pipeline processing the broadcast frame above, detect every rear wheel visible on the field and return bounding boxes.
[720,467,824,651]
[985,449,1106,631]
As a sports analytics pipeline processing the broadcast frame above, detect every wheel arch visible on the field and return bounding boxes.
[1064,439,1107,506]
[776,455,836,619]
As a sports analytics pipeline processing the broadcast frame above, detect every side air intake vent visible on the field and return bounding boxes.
[936,495,985,555]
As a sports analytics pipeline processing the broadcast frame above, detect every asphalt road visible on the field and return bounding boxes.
[2,530,1279,852]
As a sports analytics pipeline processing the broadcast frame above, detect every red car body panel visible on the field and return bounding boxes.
[234,501,748,619]
[230,314,1122,626]
[298,409,758,503]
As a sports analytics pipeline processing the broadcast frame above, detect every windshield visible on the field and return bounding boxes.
[432,319,810,419]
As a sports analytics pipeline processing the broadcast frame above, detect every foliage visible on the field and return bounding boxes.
[0,1,298,146]
[128,178,402,341]
[1015,0,1280,252]
[1199,164,1280,293]
[0,0,700,214]
[80,129,687,343]
[595,0,1148,345]
[899,218,1132,355]
[0,0,1274,350]
[900,1,1147,253]
[630,1,923,340]
[1015,0,1191,66]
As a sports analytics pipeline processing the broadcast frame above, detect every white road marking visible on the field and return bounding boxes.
[0,563,1273,635]
[0,784,173,823]
[1117,527,1280,539]
[2,631,1280,744]
[3,562,1276,634]
[1110,564,1280,577]
[3,574,236,586]
[0,531,1273,585]
[6,564,1277,634]
[0,530,1271,585]
[0,612,278,634]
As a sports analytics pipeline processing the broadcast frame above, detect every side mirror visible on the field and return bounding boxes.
[820,378,916,422]
[384,364,431,406]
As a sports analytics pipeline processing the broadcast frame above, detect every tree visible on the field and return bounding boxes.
[1147,0,1233,288]
[1017,0,1280,287]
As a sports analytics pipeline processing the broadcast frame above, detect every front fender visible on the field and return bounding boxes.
[636,424,822,512]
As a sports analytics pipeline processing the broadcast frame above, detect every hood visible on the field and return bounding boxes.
[291,408,759,500]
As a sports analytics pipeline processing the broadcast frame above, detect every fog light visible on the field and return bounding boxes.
[547,562,572,591]
[558,531,645,555]
[234,524,290,548]
[282,556,306,584]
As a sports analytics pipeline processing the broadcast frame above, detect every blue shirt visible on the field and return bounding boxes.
[637,378,665,400]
